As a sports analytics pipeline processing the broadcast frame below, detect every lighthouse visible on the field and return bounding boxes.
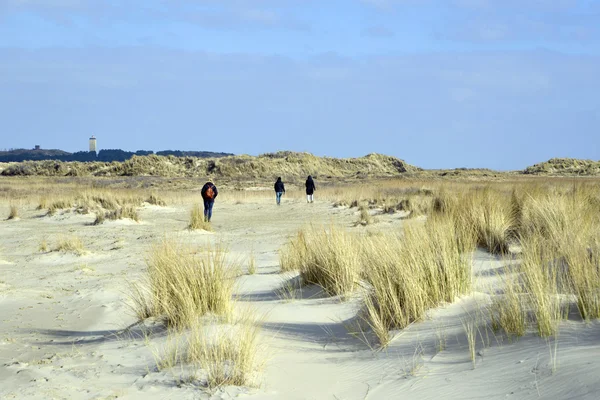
[89,135,97,152]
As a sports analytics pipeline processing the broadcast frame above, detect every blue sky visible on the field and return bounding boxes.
[1,0,599,169]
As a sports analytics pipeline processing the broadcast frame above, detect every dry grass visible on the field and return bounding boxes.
[129,239,239,329]
[39,239,49,252]
[93,205,140,224]
[489,184,600,338]
[518,236,564,337]
[279,224,361,297]
[247,248,257,275]
[7,205,18,220]
[53,236,87,256]
[146,194,167,206]
[279,230,309,273]
[93,212,106,225]
[356,204,373,225]
[48,199,73,215]
[361,214,475,346]
[152,312,264,389]
[490,270,527,340]
[188,204,212,231]
[37,196,48,210]
[448,189,513,254]
[462,318,477,369]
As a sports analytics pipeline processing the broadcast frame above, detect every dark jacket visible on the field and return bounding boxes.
[274,178,285,193]
[201,182,218,201]
[305,176,316,195]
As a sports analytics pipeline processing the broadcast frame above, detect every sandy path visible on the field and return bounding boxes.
[1,197,599,399]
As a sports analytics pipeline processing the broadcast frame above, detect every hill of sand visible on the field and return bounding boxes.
[524,158,600,176]
[0,152,418,180]
[1,195,599,399]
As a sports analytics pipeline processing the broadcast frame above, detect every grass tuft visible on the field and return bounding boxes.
[147,194,167,206]
[7,205,18,220]
[188,204,212,231]
[94,205,140,224]
[357,203,373,225]
[129,239,238,329]
[152,313,264,389]
[361,214,475,347]
[247,248,257,275]
[54,236,87,256]
[279,224,361,297]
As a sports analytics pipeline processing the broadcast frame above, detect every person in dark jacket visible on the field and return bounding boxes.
[305,175,316,203]
[200,181,218,222]
[274,177,285,205]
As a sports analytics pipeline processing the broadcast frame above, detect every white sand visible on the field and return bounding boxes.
[1,198,599,399]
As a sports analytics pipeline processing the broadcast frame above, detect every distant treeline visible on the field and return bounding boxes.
[0,149,233,163]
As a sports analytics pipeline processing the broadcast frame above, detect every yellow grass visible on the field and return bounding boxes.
[356,203,373,225]
[279,224,362,297]
[490,269,527,340]
[146,194,166,206]
[130,239,239,329]
[39,239,49,252]
[7,205,18,220]
[188,204,212,231]
[152,312,264,389]
[94,205,140,224]
[54,236,87,256]
[247,248,257,275]
[362,214,475,346]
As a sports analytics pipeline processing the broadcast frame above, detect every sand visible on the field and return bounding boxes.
[1,197,599,399]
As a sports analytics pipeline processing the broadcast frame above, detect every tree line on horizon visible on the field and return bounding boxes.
[0,148,233,163]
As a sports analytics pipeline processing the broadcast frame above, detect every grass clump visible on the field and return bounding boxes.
[187,317,262,388]
[7,205,18,220]
[54,236,87,256]
[39,239,49,252]
[110,205,140,222]
[565,239,600,320]
[130,239,238,329]
[361,214,475,347]
[519,236,564,337]
[247,249,257,275]
[279,230,309,273]
[279,224,361,297]
[47,199,73,215]
[93,212,106,225]
[490,270,527,340]
[94,205,140,224]
[153,313,264,389]
[37,196,48,210]
[453,190,513,254]
[146,194,166,206]
[357,203,373,225]
[188,204,212,231]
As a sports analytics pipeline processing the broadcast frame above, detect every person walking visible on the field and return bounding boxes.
[305,175,316,203]
[274,177,285,205]
[201,180,218,222]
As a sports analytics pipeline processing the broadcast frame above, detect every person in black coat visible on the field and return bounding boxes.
[200,181,218,222]
[274,177,285,205]
[305,175,316,203]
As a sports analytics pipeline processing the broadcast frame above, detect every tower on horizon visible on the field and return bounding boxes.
[89,135,97,152]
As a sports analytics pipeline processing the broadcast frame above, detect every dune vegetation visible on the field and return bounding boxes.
[280,179,600,347]
[0,152,418,180]
[1,172,600,395]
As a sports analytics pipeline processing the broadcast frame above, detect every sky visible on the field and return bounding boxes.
[0,0,599,170]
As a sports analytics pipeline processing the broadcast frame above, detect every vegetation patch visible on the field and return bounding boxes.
[129,240,239,329]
